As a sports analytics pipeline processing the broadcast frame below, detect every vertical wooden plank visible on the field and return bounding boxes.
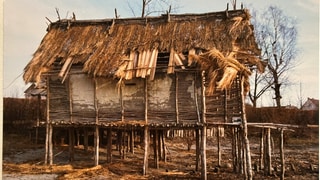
[162,130,167,163]
[107,128,112,163]
[266,128,271,175]
[45,120,49,165]
[201,71,206,123]
[194,73,201,123]
[69,127,74,162]
[49,123,53,165]
[149,49,158,80]
[130,128,134,154]
[260,128,264,171]
[120,84,124,122]
[153,130,159,169]
[158,130,162,161]
[45,77,50,165]
[240,76,252,179]
[224,90,228,123]
[76,129,80,146]
[84,128,88,152]
[201,126,207,180]
[175,73,179,123]
[280,129,285,180]
[217,126,221,167]
[35,94,41,144]
[196,129,200,171]
[232,127,236,172]
[94,126,100,166]
[145,78,148,124]
[143,126,149,175]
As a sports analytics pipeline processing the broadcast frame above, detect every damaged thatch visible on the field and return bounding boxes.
[23,9,263,93]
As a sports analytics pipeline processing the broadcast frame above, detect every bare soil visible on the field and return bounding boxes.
[2,129,319,180]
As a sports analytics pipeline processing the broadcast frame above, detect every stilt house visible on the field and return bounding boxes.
[23,9,264,178]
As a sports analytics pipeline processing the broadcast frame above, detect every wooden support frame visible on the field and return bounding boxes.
[143,126,149,175]
[106,128,112,163]
[201,126,207,180]
[240,75,252,180]
[175,73,179,123]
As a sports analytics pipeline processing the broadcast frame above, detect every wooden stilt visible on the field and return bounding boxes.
[201,126,207,180]
[94,126,100,166]
[280,129,285,180]
[266,128,272,175]
[107,128,112,163]
[157,130,162,161]
[143,126,149,175]
[162,130,167,163]
[240,76,252,179]
[260,129,264,171]
[49,123,53,165]
[69,127,74,162]
[84,128,88,152]
[153,130,159,169]
[196,129,200,171]
[217,126,221,167]
[130,128,134,154]
[45,122,49,165]
[76,129,80,146]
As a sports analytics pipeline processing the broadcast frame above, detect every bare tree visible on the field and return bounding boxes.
[251,6,298,108]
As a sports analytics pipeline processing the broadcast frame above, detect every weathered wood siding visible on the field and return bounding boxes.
[69,74,95,122]
[96,78,121,121]
[176,72,202,123]
[49,75,70,123]
[147,73,176,123]
[205,76,242,123]
[122,78,145,121]
[47,71,241,125]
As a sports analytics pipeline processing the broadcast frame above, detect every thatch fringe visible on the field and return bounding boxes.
[188,48,254,94]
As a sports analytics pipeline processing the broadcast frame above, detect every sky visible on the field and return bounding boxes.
[3,0,319,107]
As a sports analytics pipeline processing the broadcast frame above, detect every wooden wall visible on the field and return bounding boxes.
[48,71,242,125]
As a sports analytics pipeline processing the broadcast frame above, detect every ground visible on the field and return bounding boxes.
[2,128,319,180]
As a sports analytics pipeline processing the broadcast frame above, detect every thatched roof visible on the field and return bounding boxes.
[23,9,263,93]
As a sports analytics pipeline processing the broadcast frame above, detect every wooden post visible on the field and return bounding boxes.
[145,78,148,124]
[162,130,167,162]
[175,73,179,123]
[36,94,41,144]
[157,130,162,161]
[201,71,206,123]
[48,123,53,165]
[196,129,200,171]
[45,77,50,165]
[69,127,74,162]
[194,72,201,123]
[120,84,124,122]
[266,128,272,175]
[260,129,264,171]
[201,126,207,180]
[94,126,100,166]
[130,128,134,154]
[280,129,285,180]
[84,128,88,152]
[240,76,252,179]
[153,130,159,168]
[143,126,149,175]
[107,128,112,163]
[217,126,221,167]
[76,129,80,146]
[45,121,49,165]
